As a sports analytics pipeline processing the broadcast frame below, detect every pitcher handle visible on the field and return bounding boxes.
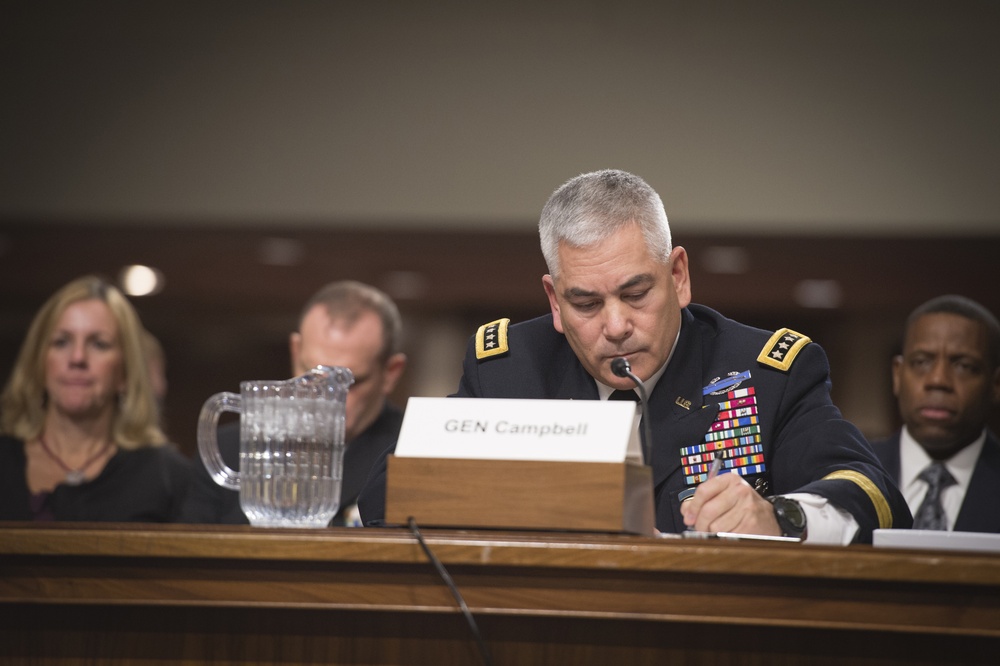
[197,391,242,490]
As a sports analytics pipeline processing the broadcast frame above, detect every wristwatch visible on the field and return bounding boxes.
[767,496,807,540]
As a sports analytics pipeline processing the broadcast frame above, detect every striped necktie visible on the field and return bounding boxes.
[912,462,957,530]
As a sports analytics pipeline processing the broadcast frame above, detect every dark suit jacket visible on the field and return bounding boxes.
[360,305,910,542]
[182,402,403,526]
[870,430,1000,533]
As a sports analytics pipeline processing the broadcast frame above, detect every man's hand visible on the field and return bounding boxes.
[680,473,781,536]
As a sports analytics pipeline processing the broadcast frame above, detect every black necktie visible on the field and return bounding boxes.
[608,389,640,403]
[912,462,957,530]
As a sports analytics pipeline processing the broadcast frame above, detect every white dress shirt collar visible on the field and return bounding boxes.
[899,425,985,530]
[899,426,985,490]
[595,327,679,401]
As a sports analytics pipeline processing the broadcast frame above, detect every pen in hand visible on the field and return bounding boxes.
[707,454,724,480]
[679,456,724,508]
[682,454,726,535]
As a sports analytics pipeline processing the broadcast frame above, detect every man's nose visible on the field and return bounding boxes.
[603,301,633,341]
[924,357,954,389]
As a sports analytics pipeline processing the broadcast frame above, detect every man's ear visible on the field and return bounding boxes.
[891,355,904,398]
[542,275,564,334]
[289,332,302,376]
[669,246,692,308]
[380,352,407,396]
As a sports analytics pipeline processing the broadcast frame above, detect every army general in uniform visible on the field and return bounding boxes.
[360,169,910,543]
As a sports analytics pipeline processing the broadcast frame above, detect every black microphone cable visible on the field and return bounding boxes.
[611,357,653,465]
[408,517,493,666]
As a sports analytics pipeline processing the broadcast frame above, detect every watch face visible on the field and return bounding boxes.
[782,500,806,527]
[772,497,807,537]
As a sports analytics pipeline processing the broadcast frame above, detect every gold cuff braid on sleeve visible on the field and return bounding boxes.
[823,470,893,529]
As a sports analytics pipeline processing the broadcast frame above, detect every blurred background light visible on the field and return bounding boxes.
[701,246,751,274]
[258,237,305,267]
[120,264,165,297]
[794,279,842,309]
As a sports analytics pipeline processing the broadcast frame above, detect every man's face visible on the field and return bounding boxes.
[542,224,691,389]
[892,312,1000,459]
[290,307,405,441]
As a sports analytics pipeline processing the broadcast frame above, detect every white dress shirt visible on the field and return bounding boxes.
[899,426,985,531]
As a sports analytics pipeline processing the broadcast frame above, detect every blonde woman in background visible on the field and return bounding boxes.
[0,275,196,521]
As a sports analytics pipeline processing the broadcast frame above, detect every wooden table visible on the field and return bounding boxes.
[1,522,998,665]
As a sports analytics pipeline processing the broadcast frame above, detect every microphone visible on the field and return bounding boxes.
[611,357,653,466]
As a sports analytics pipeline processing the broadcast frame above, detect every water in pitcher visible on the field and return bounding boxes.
[238,397,344,527]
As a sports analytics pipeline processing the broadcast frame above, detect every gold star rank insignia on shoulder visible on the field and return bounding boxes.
[475,318,510,360]
[757,328,811,372]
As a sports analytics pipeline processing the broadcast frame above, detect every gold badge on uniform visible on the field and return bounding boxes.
[757,328,811,372]
[475,318,510,360]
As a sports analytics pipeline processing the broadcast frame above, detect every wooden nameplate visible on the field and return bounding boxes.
[384,455,655,536]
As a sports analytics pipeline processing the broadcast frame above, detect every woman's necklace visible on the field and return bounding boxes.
[37,435,113,486]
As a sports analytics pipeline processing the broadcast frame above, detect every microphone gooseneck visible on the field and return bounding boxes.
[611,357,653,465]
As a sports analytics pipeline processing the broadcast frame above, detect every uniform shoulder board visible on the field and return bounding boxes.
[475,318,510,360]
[757,328,812,372]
